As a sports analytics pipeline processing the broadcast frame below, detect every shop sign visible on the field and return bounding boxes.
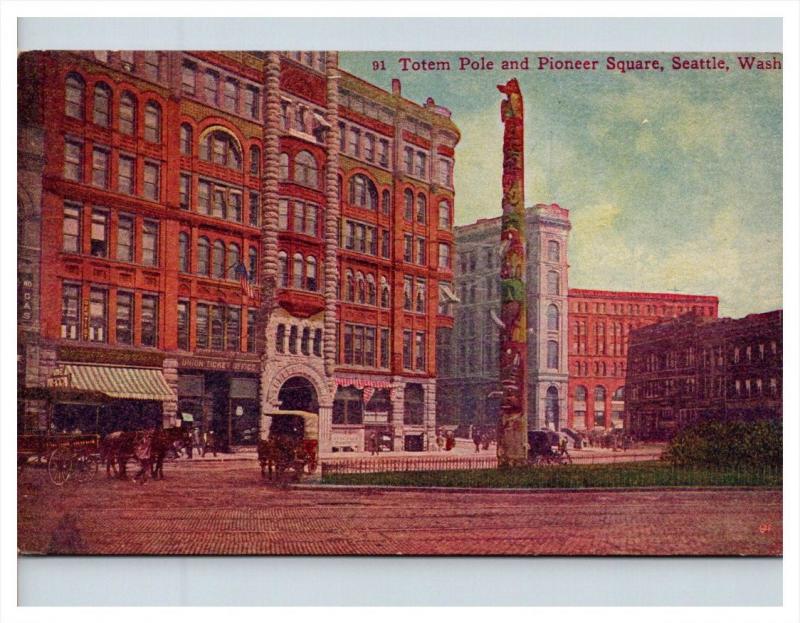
[177,356,260,374]
[18,273,34,325]
[47,366,72,388]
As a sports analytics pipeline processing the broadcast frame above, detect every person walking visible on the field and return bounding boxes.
[472,427,482,453]
[368,432,378,456]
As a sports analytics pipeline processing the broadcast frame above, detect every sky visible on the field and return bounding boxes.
[339,52,782,319]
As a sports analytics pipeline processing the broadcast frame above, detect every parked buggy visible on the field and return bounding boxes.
[527,430,572,466]
[257,410,319,482]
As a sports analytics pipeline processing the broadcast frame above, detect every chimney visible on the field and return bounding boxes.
[391,78,401,96]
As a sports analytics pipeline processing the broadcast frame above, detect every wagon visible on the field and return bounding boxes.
[257,410,319,481]
[18,432,101,485]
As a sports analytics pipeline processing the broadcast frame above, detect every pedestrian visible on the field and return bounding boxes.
[445,430,455,452]
[472,427,482,453]
[190,426,201,459]
[435,431,444,452]
[202,430,218,457]
[369,432,378,456]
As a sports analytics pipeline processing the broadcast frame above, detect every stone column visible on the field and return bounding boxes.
[323,52,341,378]
[162,357,179,427]
[318,403,333,453]
[423,379,437,449]
[391,381,405,451]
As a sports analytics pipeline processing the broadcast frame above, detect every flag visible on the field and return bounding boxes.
[234,262,255,299]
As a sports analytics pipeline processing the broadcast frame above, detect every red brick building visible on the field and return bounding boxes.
[17,51,458,452]
[566,289,719,430]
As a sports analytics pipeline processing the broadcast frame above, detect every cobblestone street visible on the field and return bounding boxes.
[18,460,782,556]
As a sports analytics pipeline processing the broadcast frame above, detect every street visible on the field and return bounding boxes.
[18,460,782,556]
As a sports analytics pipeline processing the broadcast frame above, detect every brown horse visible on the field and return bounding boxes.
[257,434,301,482]
[150,427,190,480]
[101,429,156,482]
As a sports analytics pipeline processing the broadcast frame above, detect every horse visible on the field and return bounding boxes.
[257,434,301,482]
[100,429,156,483]
[150,427,190,480]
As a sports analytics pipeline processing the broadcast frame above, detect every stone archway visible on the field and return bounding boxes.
[545,385,560,430]
[277,376,319,412]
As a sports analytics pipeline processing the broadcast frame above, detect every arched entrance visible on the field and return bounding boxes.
[545,386,560,430]
[278,376,319,413]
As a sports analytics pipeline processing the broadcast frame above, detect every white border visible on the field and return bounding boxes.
[2,1,797,620]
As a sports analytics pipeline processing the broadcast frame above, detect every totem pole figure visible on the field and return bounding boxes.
[496,78,528,467]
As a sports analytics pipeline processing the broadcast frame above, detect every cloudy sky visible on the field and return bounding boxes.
[340,52,782,318]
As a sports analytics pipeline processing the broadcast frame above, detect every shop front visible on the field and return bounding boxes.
[176,354,261,451]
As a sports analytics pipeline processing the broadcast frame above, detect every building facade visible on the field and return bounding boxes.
[567,289,719,431]
[17,51,458,453]
[625,310,783,440]
[437,203,570,431]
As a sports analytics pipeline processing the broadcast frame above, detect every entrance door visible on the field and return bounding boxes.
[545,386,560,430]
[278,376,319,412]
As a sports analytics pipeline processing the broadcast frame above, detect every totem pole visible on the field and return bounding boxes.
[497,78,528,467]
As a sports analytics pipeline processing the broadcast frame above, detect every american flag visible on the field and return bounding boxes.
[234,262,255,299]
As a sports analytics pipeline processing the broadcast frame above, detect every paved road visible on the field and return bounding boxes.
[18,461,781,556]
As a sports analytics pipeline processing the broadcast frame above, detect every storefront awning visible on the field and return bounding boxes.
[335,376,392,389]
[63,364,176,401]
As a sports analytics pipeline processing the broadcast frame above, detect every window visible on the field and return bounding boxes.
[204,70,218,104]
[195,304,209,348]
[403,235,413,263]
[416,194,427,223]
[212,241,225,278]
[332,386,363,425]
[575,386,587,401]
[247,310,256,353]
[143,52,161,81]
[248,247,258,283]
[415,279,426,313]
[547,271,560,295]
[417,237,427,265]
[277,252,288,287]
[403,276,413,310]
[275,324,286,353]
[402,331,413,369]
[403,147,413,174]
[223,78,238,112]
[300,327,310,356]
[144,102,161,143]
[87,289,107,342]
[547,304,559,331]
[198,181,211,214]
[380,328,390,368]
[225,307,240,351]
[181,62,196,95]
[202,131,242,170]
[547,240,560,262]
[61,283,80,340]
[244,86,259,119]
[227,243,240,280]
[356,272,366,304]
[180,124,192,155]
[547,340,559,369]
[91,147,109,188]
[364,133,375,161]
[143,162,160,200]
[90,209,108,257]
[212,188,226,219]
[118,155,135,194]
[306,256,317,291]
[249,145,260,176]
[229,192,242,222]
[378,139,389,166]
[141,294,158,347]
[349,174,378,210]
[348,127,360,155]
[415,151,427,178]
[142,220,159,266]
[292,253,304,289]
[313,328,322,357]
[438,243,450,269]
[119,92,135,135]
[64,139,83,181]
[381,230,390,258]
[175,173,190,209]
[117,214,134,262]
[282,102,292,130]
[93,83,111,127]
[211,305,224,350]
[278,199,289,230]
[295,106,308,133]
[439,157,453,186]
[415,332,426,370]
[438,200,451,229]
[197,237,210,275]
[249,192,260,227]
[279,153,290,180]
[294,151,318,188]
[178,232,190,273]
[63,202,81,253]
[177,301,189,350]
[65,73,85,119]
[404,189,413,220]
[288,325,298,354]
[344,270,354,301]
[115,291,133,345]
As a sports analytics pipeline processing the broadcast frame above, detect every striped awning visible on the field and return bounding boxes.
[335,376,393,390]
[63,364,176,401]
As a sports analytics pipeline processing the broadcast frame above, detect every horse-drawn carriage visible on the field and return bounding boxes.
[527,430,572,466]
[257,410,319,482]
[17,431,101,485]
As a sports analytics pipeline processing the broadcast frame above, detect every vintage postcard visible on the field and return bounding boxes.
[17,48,782,558]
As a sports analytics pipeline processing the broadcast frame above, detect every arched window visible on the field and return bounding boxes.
[301,327,310,355]
[227,243,240,279]
[212,241,225,278]
[119,92,136,135]
[380,276,390,308]
[438,200,451,229]
[279,152,289,180]
[292,253,304,289]
[595,386,606,402]
[93,82,111,127]
[575,386,587,401]
[349,174,378,210]
[613,386,625,400]
[294,151,318,187]
[179,123,192,155]
[416,193,427,223]
[178,233,190,273]
[381,190,391,215]
[366,274,376,305]
[547,240,560,262]
[547,271,560,295]
[356,272,366,304]
[403,189,414,220]
[248,247,258,283]
[249,145,261,176]
[345,269,355,302]
[275,324,286,353]
[65,73,85,119]
[547,340,559,369]
[277,251,288,287]
[313,328,322,356]
[547,304,559,331]
[200,130,241,169]
[305,256,317,291]
[144,101,161,143]
[197,237,210,276]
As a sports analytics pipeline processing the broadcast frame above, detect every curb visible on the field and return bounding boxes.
[291,483,782,495]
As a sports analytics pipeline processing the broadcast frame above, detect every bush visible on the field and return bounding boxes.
[664,417,781,468]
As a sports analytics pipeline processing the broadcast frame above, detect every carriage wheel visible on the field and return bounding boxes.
[48,447,73,486]
[73,454,99,483]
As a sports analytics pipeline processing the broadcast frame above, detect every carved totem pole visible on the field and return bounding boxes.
[496,78,528,467]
